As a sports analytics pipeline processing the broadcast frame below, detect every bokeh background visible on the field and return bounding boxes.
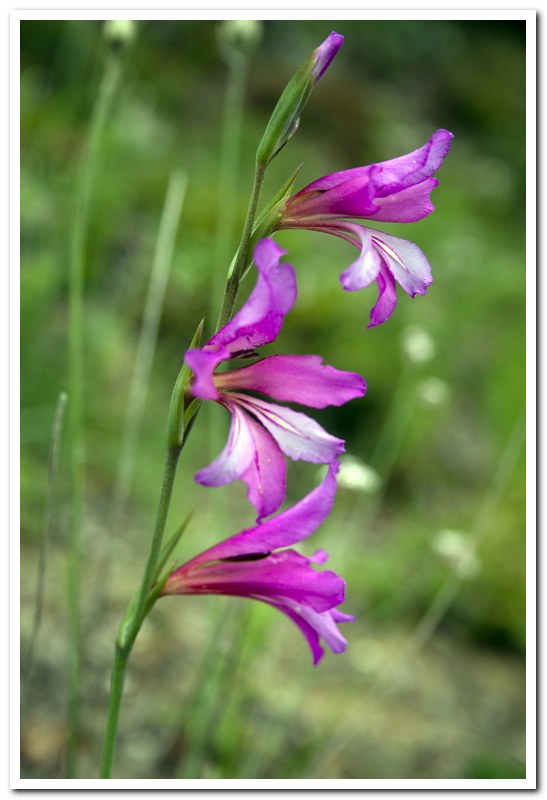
[20,19,526,780]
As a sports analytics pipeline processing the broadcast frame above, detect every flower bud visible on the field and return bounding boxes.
[103,20,137,53]
[256,31,343,166]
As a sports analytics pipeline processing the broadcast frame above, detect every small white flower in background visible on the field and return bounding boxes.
[401,325,436,365]
[217,20,263,59]
[432,529,481,580]
[336,455,382,494]
[418,377,451,407]
[103,20,137,48]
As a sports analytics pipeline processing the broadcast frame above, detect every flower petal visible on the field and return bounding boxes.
[368,265,397,328]
[185,346,229,401]
[194,403,255,487]
[370,129,453,195]
[239,412,287,521]
[369,177,439,223]
[370,229,433,297]
[271,599,352,665]
[174,550,346,613]
[216,354,366,409]
[185,461,338,562]
[338,224,383,291]
[287,171,377,219]
[207,238,297,355]
[233,394,345,464]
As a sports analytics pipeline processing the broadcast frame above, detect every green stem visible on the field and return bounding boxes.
[100,443,181,777]
[67,53,121,778]
[101,69,268,779]
[216,160,266,331]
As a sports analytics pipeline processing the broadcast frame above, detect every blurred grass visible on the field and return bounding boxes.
[20,20,526,779]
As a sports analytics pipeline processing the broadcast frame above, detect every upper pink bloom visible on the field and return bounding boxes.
[185,238,366,521]
[277,129,453,327]
[161,463,353,665]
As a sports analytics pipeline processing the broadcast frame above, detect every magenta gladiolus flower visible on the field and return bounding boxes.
[185,238,366,521]
[277,129,454,327]
[161,463,353,665]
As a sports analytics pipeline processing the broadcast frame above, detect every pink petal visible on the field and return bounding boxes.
[185,346,228,401]
[287,171,377,219]
[370,129,453,195]
[338,224,383,291]
[369,177,439,223]
[185,462,338,562]
[176,550,345,613]
[207,238,297,355]
[239,412,287,521]
[216,354,366,409]
[194,403,255,487]
[368,265,398,328]
[370,229,433,298]
[233,394,345,464]
[271,599,352,665]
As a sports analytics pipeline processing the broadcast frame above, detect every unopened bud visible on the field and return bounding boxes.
[256,31,343,166]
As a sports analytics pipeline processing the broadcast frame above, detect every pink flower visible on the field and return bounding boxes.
[277,129,453,327]
[185,238,365,521]
[161,463,353,665]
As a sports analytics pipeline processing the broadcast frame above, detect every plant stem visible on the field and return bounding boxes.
[100,443,181,777]
[67,52,121,778]
[216,160,266,331]
[101,70,267,778]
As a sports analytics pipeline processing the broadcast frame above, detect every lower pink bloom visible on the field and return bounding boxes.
[161,463,353,665]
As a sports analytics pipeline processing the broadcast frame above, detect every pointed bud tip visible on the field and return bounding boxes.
[312,31,344,82]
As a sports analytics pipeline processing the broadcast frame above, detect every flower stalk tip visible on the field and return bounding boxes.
[256,31,343,166]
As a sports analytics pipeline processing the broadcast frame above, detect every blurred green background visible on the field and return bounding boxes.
[20,19,526,780]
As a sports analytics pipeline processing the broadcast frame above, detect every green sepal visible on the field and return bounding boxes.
[256,52,316,166]
[166,318,204,447]
[251,163,302,244]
